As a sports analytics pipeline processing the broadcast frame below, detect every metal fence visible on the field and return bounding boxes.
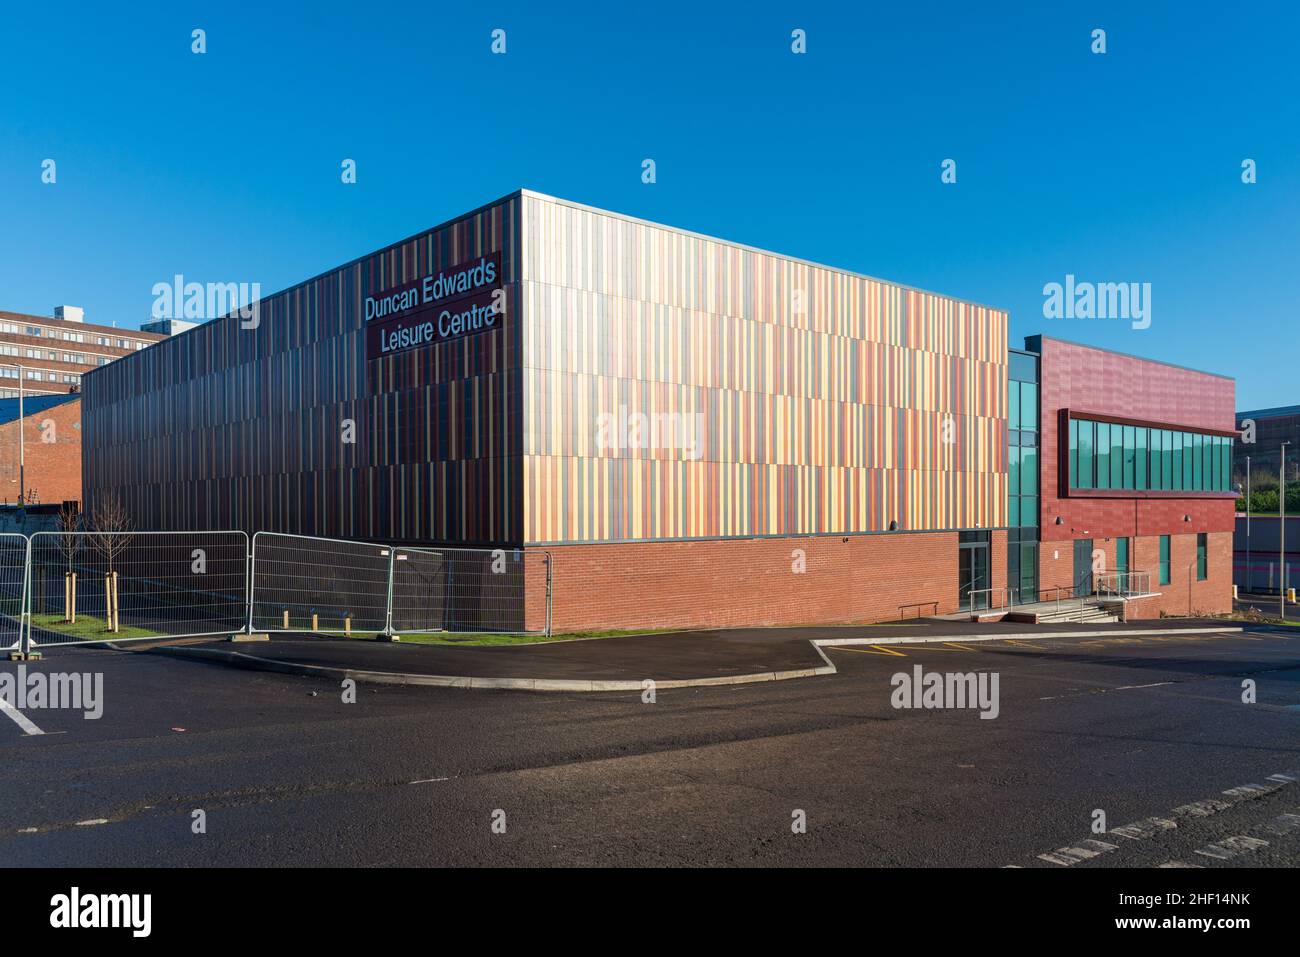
[0,533,28,652]
[249,532,551,637]
[2,530,551,654]
[25,531,250,649]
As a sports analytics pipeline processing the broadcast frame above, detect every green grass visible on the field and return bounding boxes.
[32,613,161,641]
[385,626,684,647]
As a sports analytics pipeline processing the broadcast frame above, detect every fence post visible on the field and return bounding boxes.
[382,547,396,638]
[245,532,256,635]
[18,534,33,659]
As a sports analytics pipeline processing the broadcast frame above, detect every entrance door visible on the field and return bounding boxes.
[1073,538,1094,597]
[958,532,991,610]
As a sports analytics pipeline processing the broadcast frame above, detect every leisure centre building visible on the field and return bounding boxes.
[80,190,1237,631]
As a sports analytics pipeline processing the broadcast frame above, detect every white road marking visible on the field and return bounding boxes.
[0,698,44,736]
[1260,813,1300,837]
[1158,860,1203,868]
[409,777,450,784]
[1037,839,1118,866]
[1194,835,1269,860]
[74,819,109,826]
[1173,798,1233,818]
[1111,817,1177,840]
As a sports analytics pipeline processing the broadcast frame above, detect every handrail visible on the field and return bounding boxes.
[967,587,1010,613]
[898,600,939,620]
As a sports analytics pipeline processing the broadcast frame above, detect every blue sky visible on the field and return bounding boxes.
[1,1,1295,408]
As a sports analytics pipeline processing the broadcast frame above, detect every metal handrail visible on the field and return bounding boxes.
[898,600,939,620]
[967,586,1010,613]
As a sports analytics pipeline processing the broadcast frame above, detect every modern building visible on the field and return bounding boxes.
[0,307,165,400]
[1233,405,1300,490]
[79,190,1237,630]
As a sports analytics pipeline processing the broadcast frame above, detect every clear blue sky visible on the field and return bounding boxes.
[2,1,1295,408]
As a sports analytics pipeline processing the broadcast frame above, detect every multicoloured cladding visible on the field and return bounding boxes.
[83,190,1009,547]
[518,193,1008,544]
[82,196,522,543]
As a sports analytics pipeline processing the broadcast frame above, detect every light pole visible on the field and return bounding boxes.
[1282,441,1290,618]
[1246,455,1251,594]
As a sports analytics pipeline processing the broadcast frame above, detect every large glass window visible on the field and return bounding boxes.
[1068,419,1233,493]
[1159,535,1171,585]
[1197,533,1208,580]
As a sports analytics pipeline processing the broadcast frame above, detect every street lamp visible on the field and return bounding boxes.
[1282,441,1290,619]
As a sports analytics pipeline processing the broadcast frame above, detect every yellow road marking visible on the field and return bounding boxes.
[826,644,907,657]
[944,642,979,651]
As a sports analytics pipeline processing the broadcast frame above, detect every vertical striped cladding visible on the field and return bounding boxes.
[82,197,521,543]
[520,193,1006,544]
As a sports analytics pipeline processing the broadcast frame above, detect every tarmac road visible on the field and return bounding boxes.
[0,625,1297,867]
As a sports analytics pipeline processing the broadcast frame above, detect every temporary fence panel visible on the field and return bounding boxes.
[391,546,541,634]
[0,533,28,651]
[250,534,551,637]
[26,531,249,648]
[249,532,394,635]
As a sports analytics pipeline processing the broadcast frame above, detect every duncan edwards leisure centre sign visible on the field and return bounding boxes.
[363,252,503,359]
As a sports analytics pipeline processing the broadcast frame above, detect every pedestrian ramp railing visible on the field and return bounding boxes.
[4,530,552,656]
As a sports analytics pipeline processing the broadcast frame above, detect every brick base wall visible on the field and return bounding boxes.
[524,531,992,633]
[1038,531,1232,620]
[0,399,82,506]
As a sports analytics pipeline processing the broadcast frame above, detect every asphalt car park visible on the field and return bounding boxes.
[1,626,1297,867]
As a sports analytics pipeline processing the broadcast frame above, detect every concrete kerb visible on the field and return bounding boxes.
[147,642,840,693]
[811,626,1244,649]
[146,626,1244,693]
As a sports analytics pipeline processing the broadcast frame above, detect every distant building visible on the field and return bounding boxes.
[0,393,82,506]
[140,317,199,336]
[0,307,165,400]
[1235,405,1300,489]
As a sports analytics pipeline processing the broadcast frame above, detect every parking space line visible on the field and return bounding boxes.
[944,642,978,651]
[0,698,44,736]
[826,644,907,657]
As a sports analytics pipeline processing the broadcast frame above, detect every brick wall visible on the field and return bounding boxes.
[0,399,81,506]
[526,531,972,632]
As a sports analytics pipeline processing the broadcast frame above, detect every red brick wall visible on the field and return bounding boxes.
[526,531,976,632]
[1036,338,1235,616]
[1037,531,1231,619]
[0,399,81,505]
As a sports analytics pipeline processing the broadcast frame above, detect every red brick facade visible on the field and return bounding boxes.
[526,531,969,632]
[0,398,82,506]
[1035,337,1236,617]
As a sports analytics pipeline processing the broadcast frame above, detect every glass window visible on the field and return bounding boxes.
[1096,423,1111,489]
[1123,425,1136,489]
[1020,446,1038,495]
[1162,430,1173,489]
[1020,383,1038,431]
[1136,428,1148,489]
[1110,426,1123,488]
[1192,433,1203,490]
[1009,447,1021,496]
[1159,535,1171,585]
[1009,384,1020,430]
[1117,537,1130,577]
[1078,420,1094,489]
[1172,432,1183,490]
[1197,533,1207,580]
[1069,419,1079,488]
[1020,496,1038,528]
